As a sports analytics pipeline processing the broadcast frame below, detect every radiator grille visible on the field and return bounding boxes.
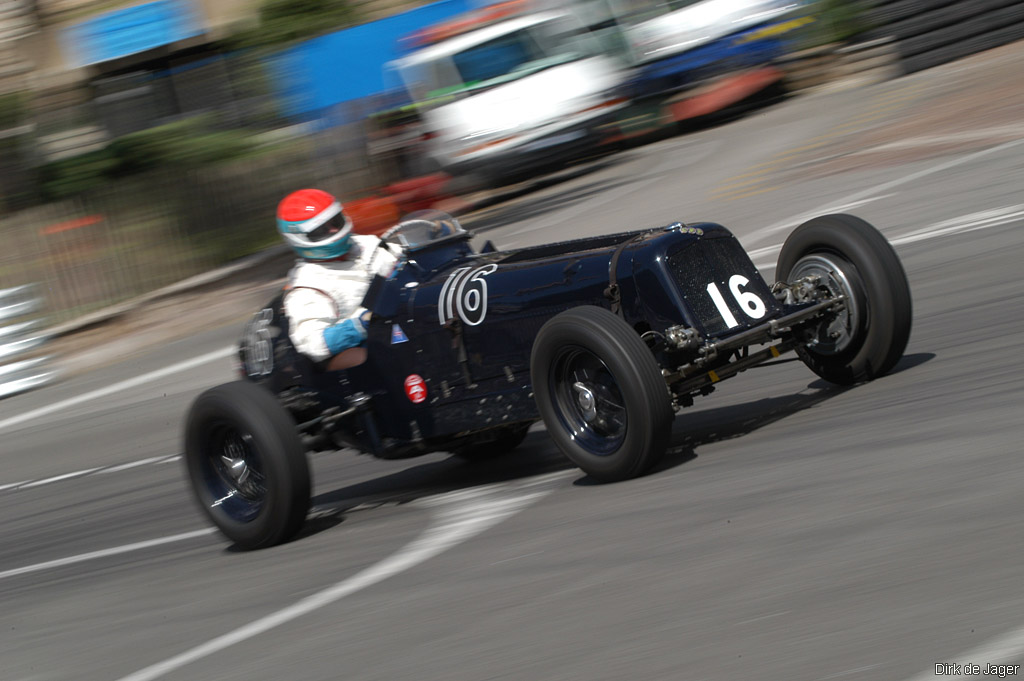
[666,236,776,337]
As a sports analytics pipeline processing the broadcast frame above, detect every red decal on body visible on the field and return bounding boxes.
[404,374,427,404]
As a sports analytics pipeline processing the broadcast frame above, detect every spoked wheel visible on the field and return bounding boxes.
[531,306,674,482]
[777,214,912,385]
[185,381,310,550]
[551,347,629,456]
[204,424,269,523]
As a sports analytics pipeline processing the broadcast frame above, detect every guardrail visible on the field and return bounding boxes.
[0,284,56,398]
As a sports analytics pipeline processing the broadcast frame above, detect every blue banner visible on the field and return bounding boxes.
[267,0,474,122]
[65,0,203,67]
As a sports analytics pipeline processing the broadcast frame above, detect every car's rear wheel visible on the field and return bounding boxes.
[184,381,310,549]
[777,213,912,385]
[531,306,674,482]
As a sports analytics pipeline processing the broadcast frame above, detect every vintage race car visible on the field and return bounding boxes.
[184,210,911,548]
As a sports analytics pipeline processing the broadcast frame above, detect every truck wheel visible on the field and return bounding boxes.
[777,214,912,385]
[531,306,674,482]
[184,381,310,550]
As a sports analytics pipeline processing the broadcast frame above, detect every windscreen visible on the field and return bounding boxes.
[385,210,467,252]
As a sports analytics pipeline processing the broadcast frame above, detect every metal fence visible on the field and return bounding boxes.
[0,120,380,326]
[0,284,55,398]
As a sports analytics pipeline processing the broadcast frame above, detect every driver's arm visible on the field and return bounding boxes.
[283,288,368,362]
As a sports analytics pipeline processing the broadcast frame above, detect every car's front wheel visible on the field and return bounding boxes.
[531,306,674,482]
[777,213,912,385]
[184,381,310,549]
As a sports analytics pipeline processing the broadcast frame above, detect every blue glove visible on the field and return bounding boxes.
[322,317,368,354]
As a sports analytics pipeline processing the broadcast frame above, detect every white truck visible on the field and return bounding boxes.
[390,6,628,188]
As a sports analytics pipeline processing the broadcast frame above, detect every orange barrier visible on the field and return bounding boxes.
[666,66,784,122]
[39,214,104,236]
[348,196,402,236]
[349,172,456,236]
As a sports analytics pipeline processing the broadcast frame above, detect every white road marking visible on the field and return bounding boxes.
[490,550,544,566]
[0,528,216,581]
[743,137,1024,248]
[745,195,897,263]
[17,467,102,489]
[735,611,790,626]
[749,205,1024,272]
[850,125,1024,153]
[902,624,1024,680]
[97,456,178,474]
[1,455,182,493]
[821,664,881,679]
[116,474,564,681]
[0,345,234,434]
[890,205,1024,246]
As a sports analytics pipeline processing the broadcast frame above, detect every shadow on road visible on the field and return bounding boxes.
[650,351,937,479]
[653,382,851,478]
[300,351,934,541]
[306,380,883,539]
[305,433,573,530]
[886,352,936,376]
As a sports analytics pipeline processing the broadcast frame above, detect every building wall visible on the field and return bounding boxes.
[4,0,259,79]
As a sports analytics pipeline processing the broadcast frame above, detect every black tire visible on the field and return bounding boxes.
[184,381,311,550]
[777,214,912,385]
[451,422,532,461]
[530,306,674,482]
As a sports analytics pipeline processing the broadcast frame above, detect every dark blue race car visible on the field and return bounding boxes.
[184,210,912,549]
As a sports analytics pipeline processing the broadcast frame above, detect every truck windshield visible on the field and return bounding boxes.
[604,0,705,24]
[407,16,599,99]
[452,29,550,85]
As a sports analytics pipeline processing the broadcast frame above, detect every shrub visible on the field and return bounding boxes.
[39,148,118,200]
[106,116,256,173]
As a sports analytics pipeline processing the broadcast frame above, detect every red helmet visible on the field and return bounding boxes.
[276,188,353,260]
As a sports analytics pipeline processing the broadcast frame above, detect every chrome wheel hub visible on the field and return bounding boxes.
[220,443,250,485]
[790,254,861,355]
[573,381,598,422]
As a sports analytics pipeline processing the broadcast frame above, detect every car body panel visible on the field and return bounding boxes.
[241,221,782,456]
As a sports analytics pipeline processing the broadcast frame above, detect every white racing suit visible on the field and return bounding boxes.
[283,234,398,362]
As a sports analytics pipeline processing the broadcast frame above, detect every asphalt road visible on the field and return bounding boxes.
[3,50,1024,681]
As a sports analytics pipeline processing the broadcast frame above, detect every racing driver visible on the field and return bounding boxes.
[276,188,396,370]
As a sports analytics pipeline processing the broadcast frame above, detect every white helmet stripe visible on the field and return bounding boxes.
[293,201,343,234]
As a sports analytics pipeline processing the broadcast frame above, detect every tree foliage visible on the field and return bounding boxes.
[808,0,873,46]
[234,0,358,49]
